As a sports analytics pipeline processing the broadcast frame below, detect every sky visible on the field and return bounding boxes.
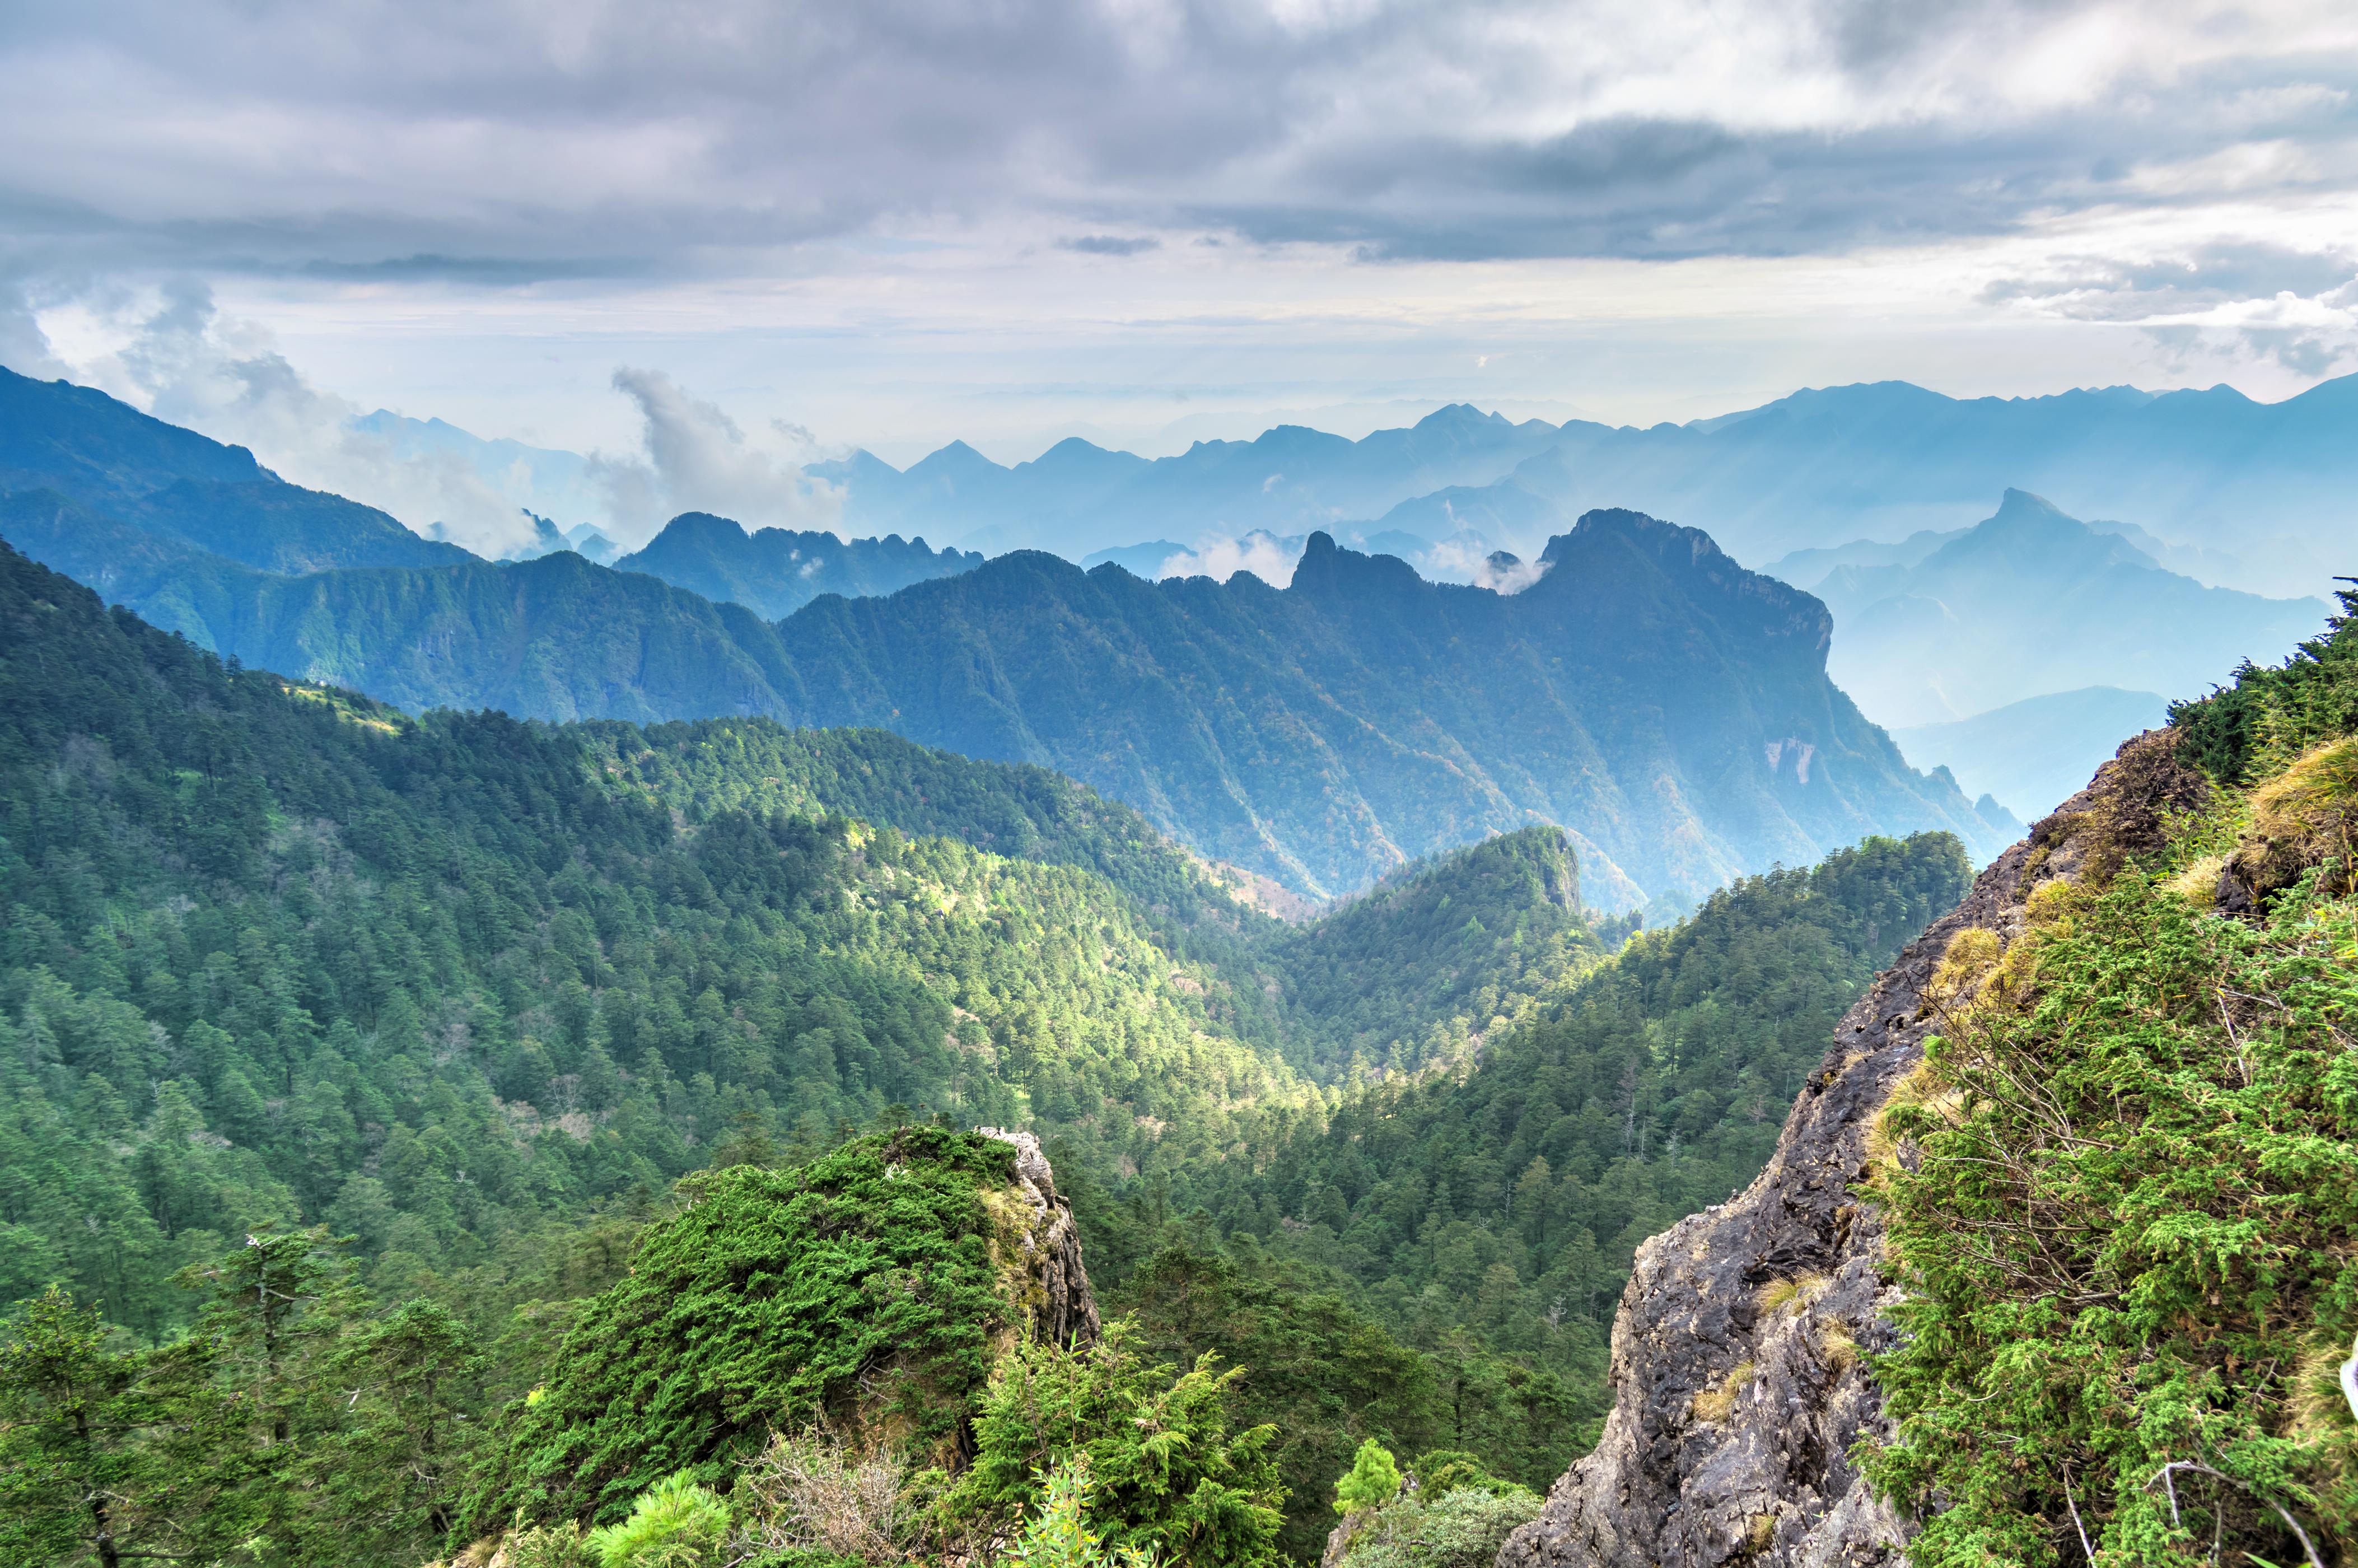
[3,0,2356,551]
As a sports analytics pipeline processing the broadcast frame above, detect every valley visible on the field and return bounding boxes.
[0,370,2350,1568]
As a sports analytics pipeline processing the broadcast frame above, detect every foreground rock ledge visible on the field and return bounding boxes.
[1497,739,2153,1568]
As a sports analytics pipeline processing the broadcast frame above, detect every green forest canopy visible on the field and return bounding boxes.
[0,534,1978,1564]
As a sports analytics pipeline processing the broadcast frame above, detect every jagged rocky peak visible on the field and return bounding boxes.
[975,1125,1103,1350]
[1498,729,2201,1568]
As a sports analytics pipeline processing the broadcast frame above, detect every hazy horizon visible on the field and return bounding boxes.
[4,0,2355,554]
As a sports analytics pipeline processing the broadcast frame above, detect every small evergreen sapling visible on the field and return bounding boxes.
[584,1472,732,1568]
[1333,1440,1401,1516]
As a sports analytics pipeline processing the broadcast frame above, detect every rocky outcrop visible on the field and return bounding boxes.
[1498,731,2195,1568]
[977,1126,1103,1350]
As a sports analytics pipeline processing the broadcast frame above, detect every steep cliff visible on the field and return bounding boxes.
[1498,732,2189,1568]
[975,1126,1104,1352]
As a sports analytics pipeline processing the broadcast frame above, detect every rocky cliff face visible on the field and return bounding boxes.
[1497,731,2192,1568]
[978,1126,1103,1351]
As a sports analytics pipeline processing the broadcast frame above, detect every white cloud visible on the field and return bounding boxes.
[1415,534,1552,592]
[587,367,843,544]
[1157,529,1305,585]
[46,281,535,555]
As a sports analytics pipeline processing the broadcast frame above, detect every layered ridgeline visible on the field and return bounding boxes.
[8,501,2014,909]
[768,516,2010,906]
[805,404,1568,558]
[807,380,2355,595]
[0,366,982,620]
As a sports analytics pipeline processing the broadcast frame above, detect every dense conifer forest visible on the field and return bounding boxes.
[0,536,1971,1566]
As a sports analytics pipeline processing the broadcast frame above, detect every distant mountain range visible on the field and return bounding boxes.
[1779,488,2325,729]
[0,367,980,617]
[68,365,2358,907]
[615,511,980,619]
[803,378,2355,597]
[0,360,2020,909]
[807,406,1567,559]
[1892,687,2171,822]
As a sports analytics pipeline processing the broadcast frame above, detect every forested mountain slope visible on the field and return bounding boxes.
[765,515,2010,906]
[2,497,2016,910]
[1147,833,1969,1416]
[0,532,2010,1568]
[0,540,1334,1343]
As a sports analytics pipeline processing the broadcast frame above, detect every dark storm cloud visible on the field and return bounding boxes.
[0,0,2352,276]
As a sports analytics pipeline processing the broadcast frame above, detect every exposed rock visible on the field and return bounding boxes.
[977,1126,1103,1350]
[1322,1502,1376,1568]
[1497,731,2188,1568]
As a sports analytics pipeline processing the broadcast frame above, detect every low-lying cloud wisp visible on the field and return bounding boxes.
[589,368,843,547]
[1155,530,1304,586]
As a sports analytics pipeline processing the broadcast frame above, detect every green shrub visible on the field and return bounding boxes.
[584,1472,731,1568]
[947,1320,1285,1568]
[1006,1457,1158,1568]
[1406,1453,1517,1501]
[1333,1440,1402,1517]
[460,1128,1022,1533]
[1338,1486,1542,1568]
[1865,863,2358,1564]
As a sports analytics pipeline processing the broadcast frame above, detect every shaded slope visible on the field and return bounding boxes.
[3,502,2014,907]
[769,513,2011,905]
[0,366,473,573]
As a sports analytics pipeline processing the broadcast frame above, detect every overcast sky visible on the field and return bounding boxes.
[3,0,2355,537]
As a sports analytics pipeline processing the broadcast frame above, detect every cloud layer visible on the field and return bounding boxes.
[1,1,2354,463]
[1,0,2351,273]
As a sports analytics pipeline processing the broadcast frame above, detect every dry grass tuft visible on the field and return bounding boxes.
[2229,738,2358,902]
[1865,1061,1964,1181]
[1757,1272,1830,1316]
[1691,1359,1755,1425]
[1925,928,2001,1011]
[1818,1322,1859,1371]
[735,1428,933,1564]
[2165,854,2226,909]
[2023,877,2077,928]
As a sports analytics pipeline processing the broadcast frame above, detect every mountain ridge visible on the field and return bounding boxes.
[0,496,2016,908]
